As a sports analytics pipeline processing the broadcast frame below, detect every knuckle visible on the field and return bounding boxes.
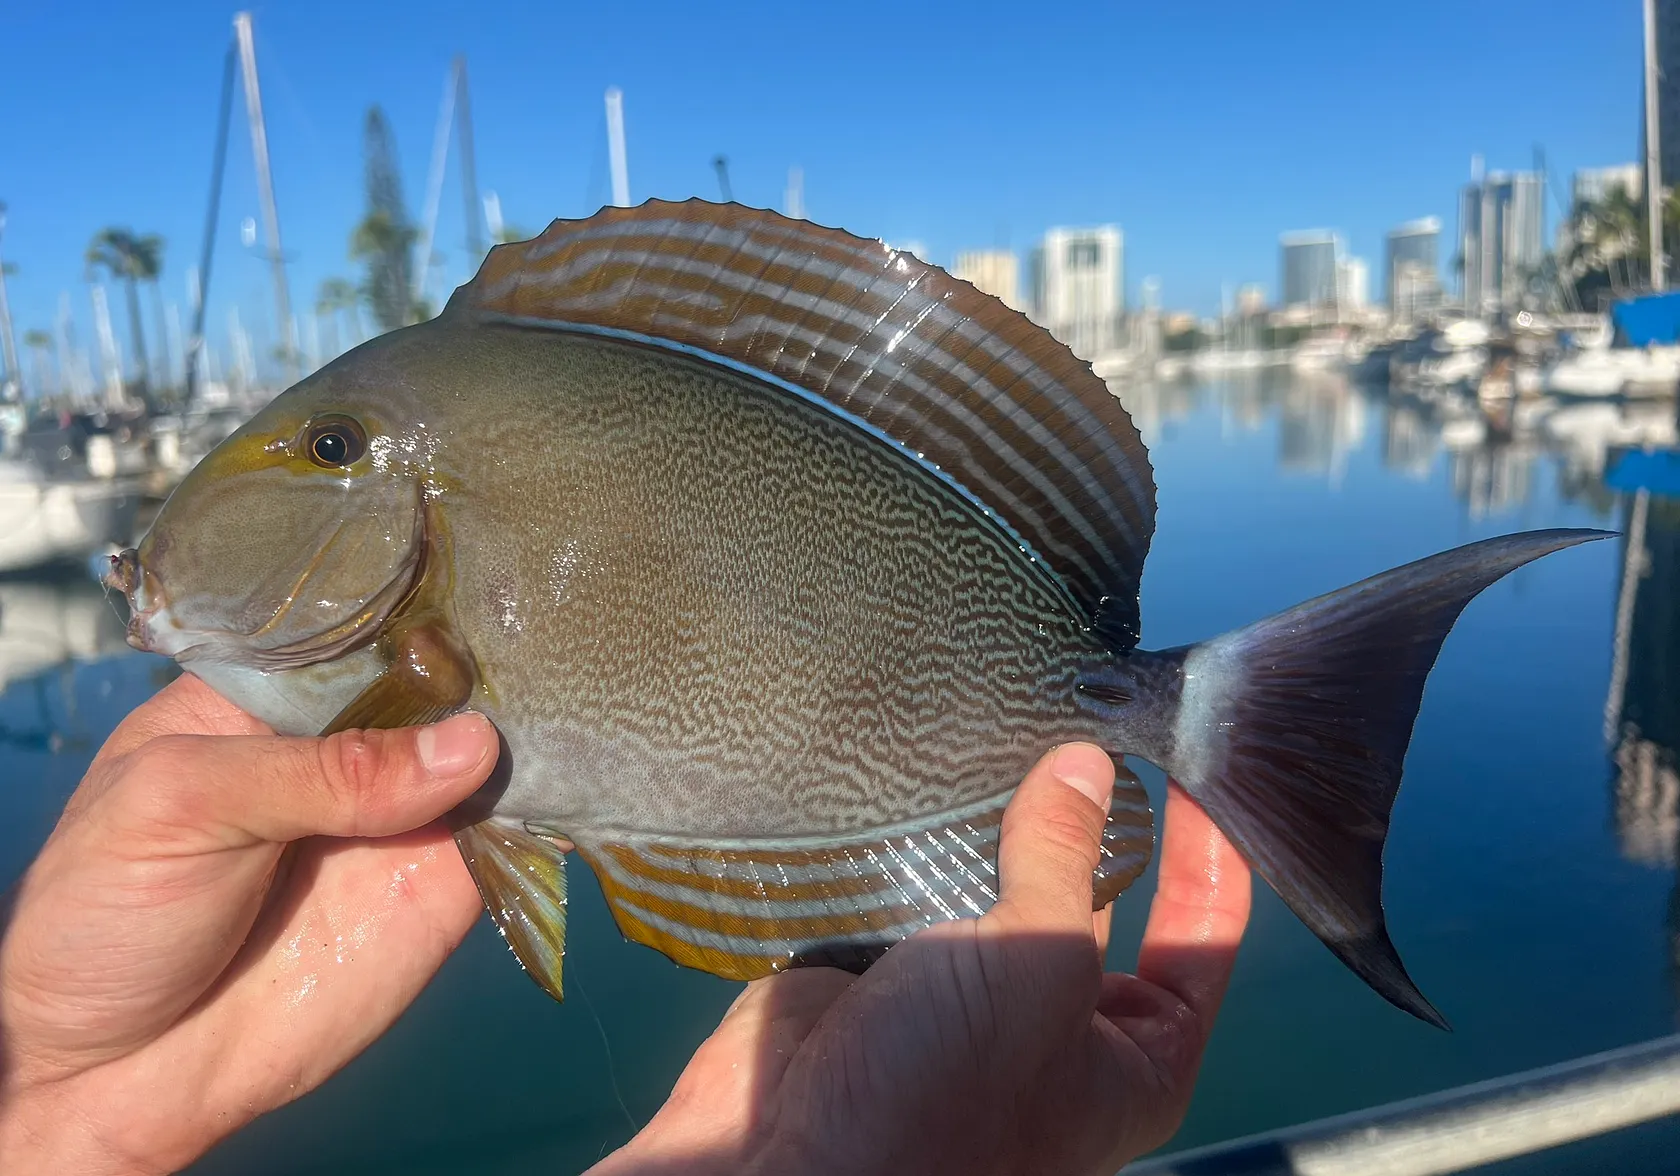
[1017,801,1105,872]
[313,728,406,825]
[114,736,206,831]
[125,733,199,783]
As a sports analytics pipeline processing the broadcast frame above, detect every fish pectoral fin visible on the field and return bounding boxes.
[320,617,477,734]
[573,771,1153,984]
[456,819,569,1002]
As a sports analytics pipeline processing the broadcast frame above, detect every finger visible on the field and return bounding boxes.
[990,742,1114,933]
[109,712,501,849]
[93,673,272,767]
[112,826,484,1136]
[1093,899,1115,956]
[1134,781,1252,1026]
[648,968,853,1146]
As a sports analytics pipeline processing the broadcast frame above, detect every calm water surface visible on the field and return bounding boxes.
[2,373,1676,1173]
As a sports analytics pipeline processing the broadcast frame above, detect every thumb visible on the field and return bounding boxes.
[990,742,1114,933]
[111,712,500,848]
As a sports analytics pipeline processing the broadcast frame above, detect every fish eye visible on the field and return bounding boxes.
[304,415,367,468]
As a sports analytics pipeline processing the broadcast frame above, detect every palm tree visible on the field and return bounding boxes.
[314,290,340,364]
[1559,188,1655,309]
[86,228,165,400]
[353,107,420,333]
[317,277,361,353]
[350,209,421,331]
[21,328,53,397]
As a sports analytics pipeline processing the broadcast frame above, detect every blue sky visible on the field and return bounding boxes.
[0,0,1648,373]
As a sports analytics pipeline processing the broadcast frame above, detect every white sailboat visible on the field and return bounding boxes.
[0,458,140,573]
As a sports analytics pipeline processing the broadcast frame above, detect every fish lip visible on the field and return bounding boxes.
[106,549,170,654]
[118,490,430,670]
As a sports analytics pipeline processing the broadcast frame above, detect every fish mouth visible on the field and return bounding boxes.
[105,548,173,653]
[111,502,430,672]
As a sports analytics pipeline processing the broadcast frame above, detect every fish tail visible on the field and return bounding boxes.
[1130,528,1610,1028]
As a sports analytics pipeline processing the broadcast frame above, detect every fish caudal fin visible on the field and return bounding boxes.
[456,820,570,1001]
[1163,529,1611,1028]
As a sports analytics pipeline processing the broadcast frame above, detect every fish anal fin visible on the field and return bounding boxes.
[456,820,569,1002]
[1094,762,1155,907]
[576,774,1153,982]
[320,616,476,735]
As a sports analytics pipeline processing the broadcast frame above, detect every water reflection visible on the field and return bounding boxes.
[1601,486,1680,1013]
[0,373,1677,1167]
[0,572,132,753]
[1124,371,1680,1030]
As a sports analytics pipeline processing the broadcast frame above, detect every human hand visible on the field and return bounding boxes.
[0,673,500,1175]
[594,744,1253,1176]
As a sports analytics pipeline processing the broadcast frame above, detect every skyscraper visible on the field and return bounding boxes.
[953,250,1021,310]
[1459,171,1544,317]
[1279,231,1339,309]
[1385,218,1440,314]
[1336,256,1369,312]
[1572,164,1642,207]
[1029,226,1123,360]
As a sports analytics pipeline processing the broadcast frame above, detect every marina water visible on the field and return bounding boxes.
[1,370,1675,1172]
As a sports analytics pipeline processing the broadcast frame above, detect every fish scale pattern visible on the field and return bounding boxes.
[454,198,1157,650]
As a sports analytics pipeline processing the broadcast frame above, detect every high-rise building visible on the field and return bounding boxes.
[1279,231,1339,309]
[1392,261,1442,324]
[1336,256,1369,312]
[953,250,1021,310]
[1029,226,1123,360]
[1385,218,1440,314]
[1572,164,1642,207]
[1459,170,1544,317]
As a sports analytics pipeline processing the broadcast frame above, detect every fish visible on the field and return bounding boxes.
[108,199,1607,1029]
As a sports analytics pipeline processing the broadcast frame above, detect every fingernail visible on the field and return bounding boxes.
[1049,743,1114,812]
[417,713,490,775]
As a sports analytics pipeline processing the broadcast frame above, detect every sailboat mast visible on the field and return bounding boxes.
[233,12,297,381]
[606,88,630,207]
[1646,0,1666,291]
[785,167,804,219]
[455,57,484,260]
[186,40,236,405]
[0,204,18,396]
[414,65,457,305]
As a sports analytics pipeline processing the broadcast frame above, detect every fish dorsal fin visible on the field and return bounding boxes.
[452,199,1157,647]
[570,769,1153,982]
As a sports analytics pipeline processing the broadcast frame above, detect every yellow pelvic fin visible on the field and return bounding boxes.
[456,820,570,1002]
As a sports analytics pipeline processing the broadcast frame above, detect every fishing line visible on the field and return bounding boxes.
[98,567,126,626]
[569,959,639,1137]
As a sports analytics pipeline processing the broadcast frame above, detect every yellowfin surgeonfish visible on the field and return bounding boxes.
[108,201,1606,1027]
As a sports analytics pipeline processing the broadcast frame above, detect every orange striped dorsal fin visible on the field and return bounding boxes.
[451,199,1157,649]
[574,769,1153,982]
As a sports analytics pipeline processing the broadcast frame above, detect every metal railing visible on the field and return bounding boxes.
[1124,1032,1680,1176]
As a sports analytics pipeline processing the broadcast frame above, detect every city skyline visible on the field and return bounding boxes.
[0,0,1653,374]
